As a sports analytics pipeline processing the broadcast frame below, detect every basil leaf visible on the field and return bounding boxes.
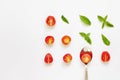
[87,33,90,36]
[80,15,91,26]
[102,34,110,46]
[79,32,92,45]
[98,15,104,22]
[106,21,114,27]
[79,32,86,37]
[61,15,69,24]
[85,36,92,45]
[102,15,108,29]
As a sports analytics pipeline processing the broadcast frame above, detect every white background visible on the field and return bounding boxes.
[0,0,120,80]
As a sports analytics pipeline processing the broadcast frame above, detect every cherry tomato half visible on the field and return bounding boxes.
[46,16,56,27]
[80,47,92,65]
[44,53,53,64]
[61,35,71,45]
[45,36,54,45]
[63,53,72,63]
[101,51,110,62]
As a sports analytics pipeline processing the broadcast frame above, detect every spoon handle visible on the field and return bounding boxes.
[85,66,88,80]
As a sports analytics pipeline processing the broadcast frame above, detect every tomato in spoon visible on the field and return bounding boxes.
[80,47,92,65]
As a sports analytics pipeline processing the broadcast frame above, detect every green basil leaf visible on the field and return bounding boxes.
[61,15,69,24]
[105,21,114,27]
[87,33,90,36]
[85,36,92,45]
[102,34,110,46]
[102,15,108,29]
[98,15,104,22]
[80,15,91,26]
[79,32,86,37]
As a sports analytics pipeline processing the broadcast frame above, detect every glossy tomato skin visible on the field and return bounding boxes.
[45,36,54,45]
[101,51,110,62]
[44,53,53,64]
[46,16,56,27]
[63,53,72,63]
[80,48,92,65]
[61,35,71,45]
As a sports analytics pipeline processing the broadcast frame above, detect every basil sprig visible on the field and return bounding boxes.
[79,32,92,45]
[97,15,114,29]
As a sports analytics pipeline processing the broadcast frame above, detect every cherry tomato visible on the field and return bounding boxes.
[80,47,92,65]
[63,53,72,63]
[61,35,71,45]
[46,16,56,27]
[101,51,110,62]
[45,36,54,45]
[44,53,53,64]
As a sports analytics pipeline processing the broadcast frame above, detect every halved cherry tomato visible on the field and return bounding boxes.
[45,36,54,45]
[46,16,56,27]
[63,53,72,63]
[61,35,71,45]
[101,51,110,62]
[80,47,92,65]
[44,53,53,64]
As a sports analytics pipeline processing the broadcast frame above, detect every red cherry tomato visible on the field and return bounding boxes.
[46,16,56,27]
[44,53,53,64]
[61,35,71,45]
[101,51,110,62]
[80,47,92,65]
[63,53,72,63]
[45,36,54,45]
